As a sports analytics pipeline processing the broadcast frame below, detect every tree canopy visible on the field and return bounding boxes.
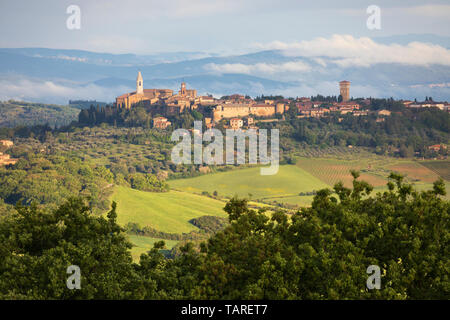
[0,174,448,299]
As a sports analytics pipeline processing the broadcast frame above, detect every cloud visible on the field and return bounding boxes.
[204,61,311,75]
[410,82,450,89]
[339,4,450,17]
[313,58,327,67]
[0,76,130,104]
[85,0,243,20]
[254,35,450,67]
[404,4,450,18]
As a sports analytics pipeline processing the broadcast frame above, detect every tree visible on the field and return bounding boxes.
[0,198,145,299]
[286,102,298,120]
[187,174,450,299]
[399,145,414,158]
[0,176,448,299]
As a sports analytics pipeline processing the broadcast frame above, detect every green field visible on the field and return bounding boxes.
[127,235,178,261]
[169,159,449,206]
[264,195,316,206]
[111,185,227,234]
[420,160,450,181]
[168,165,328,200]
[112,159,449,231]
[296,157,392,187]
[112,157,449,260]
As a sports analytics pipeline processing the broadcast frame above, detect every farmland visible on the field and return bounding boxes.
[111,156,449,259]
[296,156,446,186]
[168,165,328,200]
[112,159,448,222]
[111,185,227,234]
[111,185,228,259]
[419,160,450,181]
[127,235,178,261]
[169,157,449,206]
[296,157,389,187]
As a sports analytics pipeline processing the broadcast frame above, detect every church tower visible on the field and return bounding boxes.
[136,71,143,95]
[180,82,187,96]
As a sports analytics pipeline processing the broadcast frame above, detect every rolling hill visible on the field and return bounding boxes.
[168,165,329,200]
[111,185,227,234]
[0,100,79,127]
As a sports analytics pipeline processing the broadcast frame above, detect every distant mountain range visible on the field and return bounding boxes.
[0,34,449,104]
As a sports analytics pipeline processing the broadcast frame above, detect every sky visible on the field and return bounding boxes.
[0,0,449,103]
[1,0,450,54]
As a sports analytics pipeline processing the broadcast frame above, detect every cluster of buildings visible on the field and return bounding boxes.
[227,117,257,130]
[115,72,286,128]
[115,72,195,112]
[153,116,171,129]
[114,74,371,128]
[115,73,448,130]
[294,81,365,118]
[402,100,450,112]
[296,100,361,118]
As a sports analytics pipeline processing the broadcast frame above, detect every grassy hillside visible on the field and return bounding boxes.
[0,100,79,127]
[169,158,449,206]
[111,185,227,234]
[127,235,178,261]
[168,165,329,200]
[263,195,316,207]
[111,159,449,235]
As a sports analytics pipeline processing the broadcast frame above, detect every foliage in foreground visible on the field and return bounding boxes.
[0,173,448,299]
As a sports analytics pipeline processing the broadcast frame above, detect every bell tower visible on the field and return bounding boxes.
[180,82,186,96]
[136,71,143,95]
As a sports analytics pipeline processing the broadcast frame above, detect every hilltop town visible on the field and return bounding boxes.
[115,72,450,131]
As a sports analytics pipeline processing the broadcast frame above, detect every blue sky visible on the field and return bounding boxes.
[0,0,449,54]
[0,0,449,103]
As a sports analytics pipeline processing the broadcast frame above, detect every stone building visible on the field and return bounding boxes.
[164,82,198,113]
[0,140,17,165]
[0,140,13,147]
[0,152,17,166]
[115,72,286,121]
[377,109,391,116]
[275,103,285,114]
[178,82,197,98]
[428,144,447,152]
[115,71,173,109]
[212,103,278,123]
[196,96,216,106]
[153,117,171,129]
[339,80,351,102]
[230,118,244,130]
